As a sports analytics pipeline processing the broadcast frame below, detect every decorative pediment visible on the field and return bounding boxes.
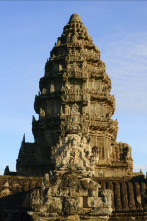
[51,134,99,173]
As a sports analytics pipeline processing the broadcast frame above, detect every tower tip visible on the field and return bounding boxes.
[69,14,82,22]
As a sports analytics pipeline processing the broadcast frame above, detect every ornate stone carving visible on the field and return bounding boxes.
[51,134,99,174]
[71,103,79,114]
[16,13,133,178]
[40,108,45,117]
[50,84,55,93]
[29,171,112,220]
[42,88,46,94]
[0,180,12,197]
[2,13,147,221]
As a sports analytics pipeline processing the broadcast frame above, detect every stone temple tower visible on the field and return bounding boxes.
[16,14,133,177]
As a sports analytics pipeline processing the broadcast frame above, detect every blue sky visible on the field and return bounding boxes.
[0,1,147,175]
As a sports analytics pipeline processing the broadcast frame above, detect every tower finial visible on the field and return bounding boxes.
[69,14,82,22]
[23,133,25,143]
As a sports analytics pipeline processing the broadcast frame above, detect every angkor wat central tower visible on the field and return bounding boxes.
[16,14,133,177]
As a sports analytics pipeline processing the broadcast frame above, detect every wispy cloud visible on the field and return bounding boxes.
[97,31,147,114]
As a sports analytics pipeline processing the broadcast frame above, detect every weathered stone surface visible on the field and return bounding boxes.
[16,13,133,178]
[29,171,112,220]
[1,13,147,221]
[0,175,146,220]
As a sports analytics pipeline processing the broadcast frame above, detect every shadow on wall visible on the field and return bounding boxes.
[0,191,33,221]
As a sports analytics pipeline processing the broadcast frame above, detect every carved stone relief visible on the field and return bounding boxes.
[16,13,133,179]
[42,88,47,94]
[71,103,79,114]
[40,108,45,117]
[29,171,112,220]
[50,84,55,93]
[51,134,99,173]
